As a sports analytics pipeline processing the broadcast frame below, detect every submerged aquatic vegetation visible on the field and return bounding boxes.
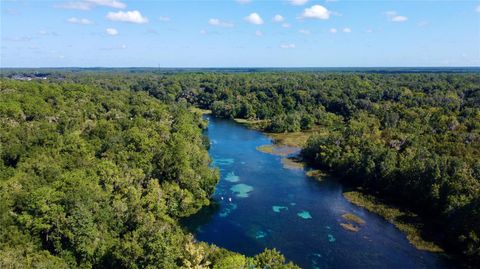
[272,206,288,213]
[340,223,360,232]
[219,203,238,218]
[225,172,240,182]
[213,158,235,166]
[281,157,304,170]
[297,211,312,219]
[230,183,254,198]
[255,230,267,239]
[256,145,300,156]
[327,234,336,243]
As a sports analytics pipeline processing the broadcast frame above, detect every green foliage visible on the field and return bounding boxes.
[0,80,219,268]
[2,70,479,267]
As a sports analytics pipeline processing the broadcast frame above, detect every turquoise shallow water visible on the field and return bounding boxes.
[183,116,451,269]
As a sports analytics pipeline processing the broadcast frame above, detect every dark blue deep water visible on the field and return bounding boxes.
[184,116,450,269]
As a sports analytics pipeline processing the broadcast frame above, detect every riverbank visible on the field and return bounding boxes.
[343,190,444,253]
[246,121,447,255]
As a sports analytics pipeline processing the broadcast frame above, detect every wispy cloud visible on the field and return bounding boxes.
[208,18,234,27]
[159,16,171,22]
[86,0,126,9]
[280,43,296,49]
[385,11,408,22]
[273,14,284,22]
[106,10,148,24]
[255,30,263,37]
[100,44,127,50]
[289,0,308,6]
[67,17,94,24]
[245,13,264,25]
[343,27,351,33]
[236,0,252,4]
[476,4,480,13]
[299,29,310,35]
[417,20,429,27]
[55,0,126,10]
[106,28,119,36]
[38,30,59,36]
[282,23,291,28]
[329,28,337,33]
[2,8,19,15]
[301,5,330,20]
[3,36,33,42]
[55,1,92,10]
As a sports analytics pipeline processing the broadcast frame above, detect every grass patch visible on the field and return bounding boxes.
[305,169,327,181]
[190,107,212,115]
[267,126,326,147]
[343,191,443,253]
[281,157,304,170]
[233,118,268,129]
[256,145,300,156]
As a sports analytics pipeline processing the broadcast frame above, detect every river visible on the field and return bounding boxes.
[183,116,450,269]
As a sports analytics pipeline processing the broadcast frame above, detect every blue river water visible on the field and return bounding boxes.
[183,116,450,269]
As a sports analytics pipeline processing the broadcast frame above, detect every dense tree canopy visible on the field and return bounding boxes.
[0,79,299,269]
[1,70,479,266]
[63,70,477,264]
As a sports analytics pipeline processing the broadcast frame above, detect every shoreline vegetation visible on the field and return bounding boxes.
[343,190,444,253]
[253,123,446,254]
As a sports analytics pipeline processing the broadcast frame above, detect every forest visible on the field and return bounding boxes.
[1,70,479,267]
[0,78,299,268]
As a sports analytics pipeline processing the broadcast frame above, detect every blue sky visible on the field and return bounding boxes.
[1,0,479,67]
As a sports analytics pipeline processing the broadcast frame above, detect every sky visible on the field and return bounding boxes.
[1,0,479,67]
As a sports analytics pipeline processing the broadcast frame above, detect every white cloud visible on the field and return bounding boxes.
[55,1,92,10]
[200,29,207,35]
[299,29,310,35]
[159,16,171,22]
[289,0,308,6]
[385,11,408,22]
[273,14,285,22]
[280,43,296,49]
[208,18,234,27]
[255,30,263,37]
[106,10,148,24]
[236,0,252,4]
[343,27,351,33]
[329,28,337,33]
[392,16,407,22]
[476,4,480,12]
[365,29,373,33]
[282,23,291,28]
[301,5,330,20]
[245,13,264,25]
[106,28,118,35]
[86,0,126,9]
[67,17,94,24]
